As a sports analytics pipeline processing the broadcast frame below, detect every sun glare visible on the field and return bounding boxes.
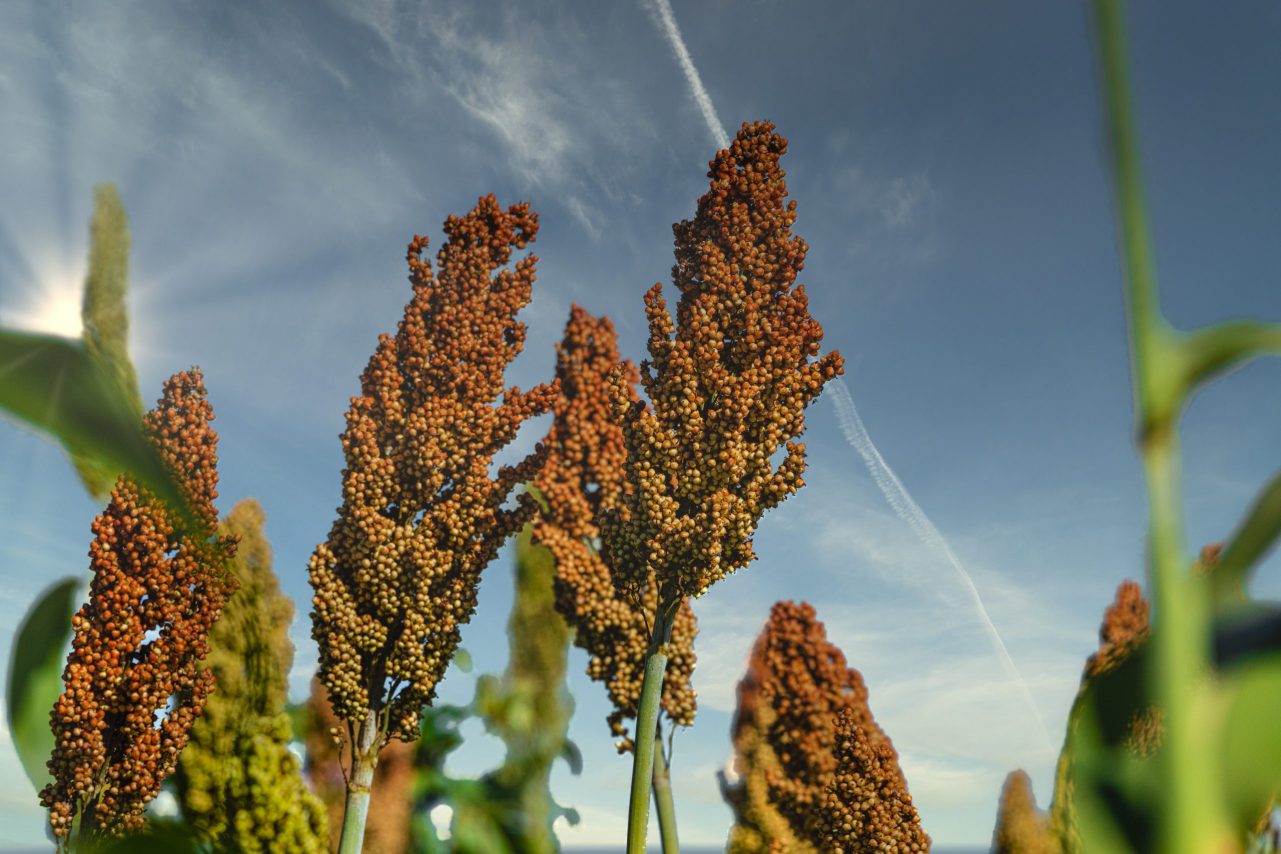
[6,269,84,341]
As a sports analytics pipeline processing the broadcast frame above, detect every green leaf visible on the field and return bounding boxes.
[84,818,206,853]
[1215,472,1281,604]
[0,330,192,527]
[6,576,80,792]
[1063,641,1160,853]
[1181,321,1281,396]
[1220,649,1281,833]
[559,738,583,776]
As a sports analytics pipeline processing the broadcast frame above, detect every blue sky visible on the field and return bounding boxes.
[3,0,1281,848]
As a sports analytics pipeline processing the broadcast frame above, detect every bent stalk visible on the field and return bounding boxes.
[626,597,680,854]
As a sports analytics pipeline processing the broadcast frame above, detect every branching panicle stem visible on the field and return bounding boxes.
[627,597,679,854]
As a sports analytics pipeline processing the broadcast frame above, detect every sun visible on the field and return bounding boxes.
[4,267,84,341]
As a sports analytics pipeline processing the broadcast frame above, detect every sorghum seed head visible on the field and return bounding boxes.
[600,121,843,602]
[309,195,557,743]
[40,369,237,841]
[726,601,923,851]
[533,305,697,750]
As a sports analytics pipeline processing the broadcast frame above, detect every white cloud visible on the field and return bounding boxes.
[835,165,937,231]
[330,0,659,238]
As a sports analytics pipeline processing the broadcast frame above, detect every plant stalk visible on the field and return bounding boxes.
[337,710,380,854]
[1095,1,1226,850]
[652,722,679,854]
[626,596,679,854]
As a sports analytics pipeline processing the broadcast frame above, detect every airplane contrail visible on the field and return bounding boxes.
[828,378,1053,749]
[644,0,730,151]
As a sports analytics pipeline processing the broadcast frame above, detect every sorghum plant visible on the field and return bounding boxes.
[600,120,844,851]
[308,195,557,853]
[722,601,923,852]
[533,304,698,852]
[1067,3,1281,848]
[173,499,328,853]
[40,369,237,849]
[1050,578,1153,853]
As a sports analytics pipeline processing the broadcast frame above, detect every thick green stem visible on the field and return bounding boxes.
[338,711,380,854]
[626,597,679,854]
[1095,2,1228,850]
[652,722,679,854]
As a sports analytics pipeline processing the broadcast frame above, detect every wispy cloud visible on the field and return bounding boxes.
[332,0,656,238]
[833,164,938,231]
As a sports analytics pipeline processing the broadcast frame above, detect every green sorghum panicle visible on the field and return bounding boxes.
[174,499,328,852]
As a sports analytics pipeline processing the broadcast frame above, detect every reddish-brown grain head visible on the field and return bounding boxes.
[533,305,698,749]
[309,195,557,742]
[41,370,237,839]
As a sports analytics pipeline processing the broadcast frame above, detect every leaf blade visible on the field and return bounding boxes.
[5,576,80,792]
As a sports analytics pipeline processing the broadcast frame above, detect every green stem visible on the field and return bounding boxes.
[338,710,380,854]
[652,722,679,854]
[1095,2,1227,850]
[626,596,679,854]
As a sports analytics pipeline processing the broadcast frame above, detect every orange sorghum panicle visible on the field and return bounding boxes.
[601,121,844,601]
[309,195,557,744]
[816,708,930,853]
[726,601,923,851]
[40,369,237,843]
[1085,579,1150,679]
[533,304,698,751]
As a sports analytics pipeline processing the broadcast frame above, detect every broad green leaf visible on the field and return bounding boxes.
[6,576,80,792]
[1063,640,1160,853]
[0,330,191,526]
[1220,649,1281,833]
